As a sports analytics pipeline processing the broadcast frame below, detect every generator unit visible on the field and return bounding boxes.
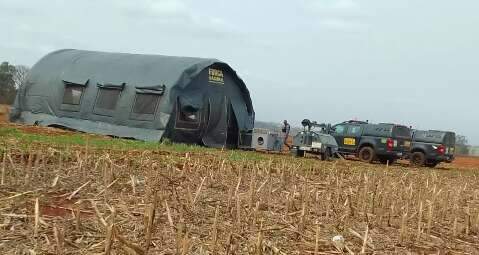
[291,119,338,160]
[251,128,283,151]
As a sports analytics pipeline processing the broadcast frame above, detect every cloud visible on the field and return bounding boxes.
[115,0,189,18]
[300,0,368,30]
[313,0,360,11]
[319,17,369,30]
[303,0,361,14]
[110,0,241,39]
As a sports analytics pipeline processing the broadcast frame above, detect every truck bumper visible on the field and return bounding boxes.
[430,155,455,163]
[378,151,406,159]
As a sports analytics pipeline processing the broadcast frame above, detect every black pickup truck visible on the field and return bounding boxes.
[330,120,412,164]
[409,130,456,168]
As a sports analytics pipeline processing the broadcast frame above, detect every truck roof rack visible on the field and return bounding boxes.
[342,120,369,124]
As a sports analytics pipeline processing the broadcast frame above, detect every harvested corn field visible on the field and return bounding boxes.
[1,124,479,254]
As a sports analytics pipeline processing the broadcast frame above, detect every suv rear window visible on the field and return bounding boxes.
[393,126,411,139]
[413,130,453,144]
[444,132,456,146]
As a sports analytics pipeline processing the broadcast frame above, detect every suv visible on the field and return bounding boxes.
[409,130,456,167]
[330,120,412,164]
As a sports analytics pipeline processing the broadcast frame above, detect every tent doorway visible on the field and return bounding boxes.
[226,102,239,148]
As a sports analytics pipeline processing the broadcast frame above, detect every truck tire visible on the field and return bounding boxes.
[320,148,331,161]
[410,152,426,167]
[358,146,375,163]
[425,161,438,168]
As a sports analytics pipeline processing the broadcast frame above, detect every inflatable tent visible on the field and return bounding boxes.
[10,49,254,148]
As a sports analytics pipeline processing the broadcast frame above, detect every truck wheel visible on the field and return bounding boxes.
[358,146,375,163]
[425,161,438,168]
[320,148,331,161]
[410,152,426,167]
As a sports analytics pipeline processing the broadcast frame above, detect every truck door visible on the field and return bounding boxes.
[332,124,347,152]
[344,125,363,152]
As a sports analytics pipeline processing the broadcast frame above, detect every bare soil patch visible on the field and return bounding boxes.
[0,104,9,122]
[452,156,479,169]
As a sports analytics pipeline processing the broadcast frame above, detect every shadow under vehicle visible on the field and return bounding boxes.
[291,119,338,160]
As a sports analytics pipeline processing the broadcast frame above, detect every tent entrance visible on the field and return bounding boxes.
[201,96,242,149]
[226,102,239,149]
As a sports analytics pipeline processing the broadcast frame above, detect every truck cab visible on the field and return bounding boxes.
[331,120,412,164]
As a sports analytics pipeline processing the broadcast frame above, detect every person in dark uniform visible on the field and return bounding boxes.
[282,120,291,149]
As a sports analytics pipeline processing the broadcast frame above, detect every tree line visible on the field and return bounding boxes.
[0,62,30,104]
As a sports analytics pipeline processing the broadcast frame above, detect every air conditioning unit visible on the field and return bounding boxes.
[252,128,282,151]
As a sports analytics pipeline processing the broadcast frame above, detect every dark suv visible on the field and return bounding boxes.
[409,130,456,168]
[330,120,412,164]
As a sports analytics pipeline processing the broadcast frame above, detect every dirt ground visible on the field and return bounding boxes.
[0,104,9,122]
[0,115,107,138]
[452,156,479,169]
[0,121,77,136]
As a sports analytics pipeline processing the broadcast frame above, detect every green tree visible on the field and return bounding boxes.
[0,62,17,104]
[455,135,470,155]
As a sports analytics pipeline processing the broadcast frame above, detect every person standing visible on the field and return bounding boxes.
[282,120,291,149]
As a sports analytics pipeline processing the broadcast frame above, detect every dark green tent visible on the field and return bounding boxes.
[10,49,255,148]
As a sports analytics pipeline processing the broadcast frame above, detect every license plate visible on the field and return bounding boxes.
[344,138,356,146]
[404,141,411,147]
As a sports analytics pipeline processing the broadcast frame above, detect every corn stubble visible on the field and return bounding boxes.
[1,142,479,254]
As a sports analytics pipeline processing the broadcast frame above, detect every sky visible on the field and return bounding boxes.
[1,0,478,144]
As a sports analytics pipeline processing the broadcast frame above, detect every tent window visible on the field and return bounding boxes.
[175,98,201,130]
[133,93,160,115]
[95,88,121,110]
[63,85,84,105]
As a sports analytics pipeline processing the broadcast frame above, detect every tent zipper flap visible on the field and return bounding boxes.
[97,82,125,90]
[62,79,89,87]
[135,84,166,95]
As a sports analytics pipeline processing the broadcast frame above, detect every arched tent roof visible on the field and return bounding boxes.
[29,49,253,109]
[11,49,255,143]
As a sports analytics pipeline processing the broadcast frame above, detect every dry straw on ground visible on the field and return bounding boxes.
[1,135,479,254]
